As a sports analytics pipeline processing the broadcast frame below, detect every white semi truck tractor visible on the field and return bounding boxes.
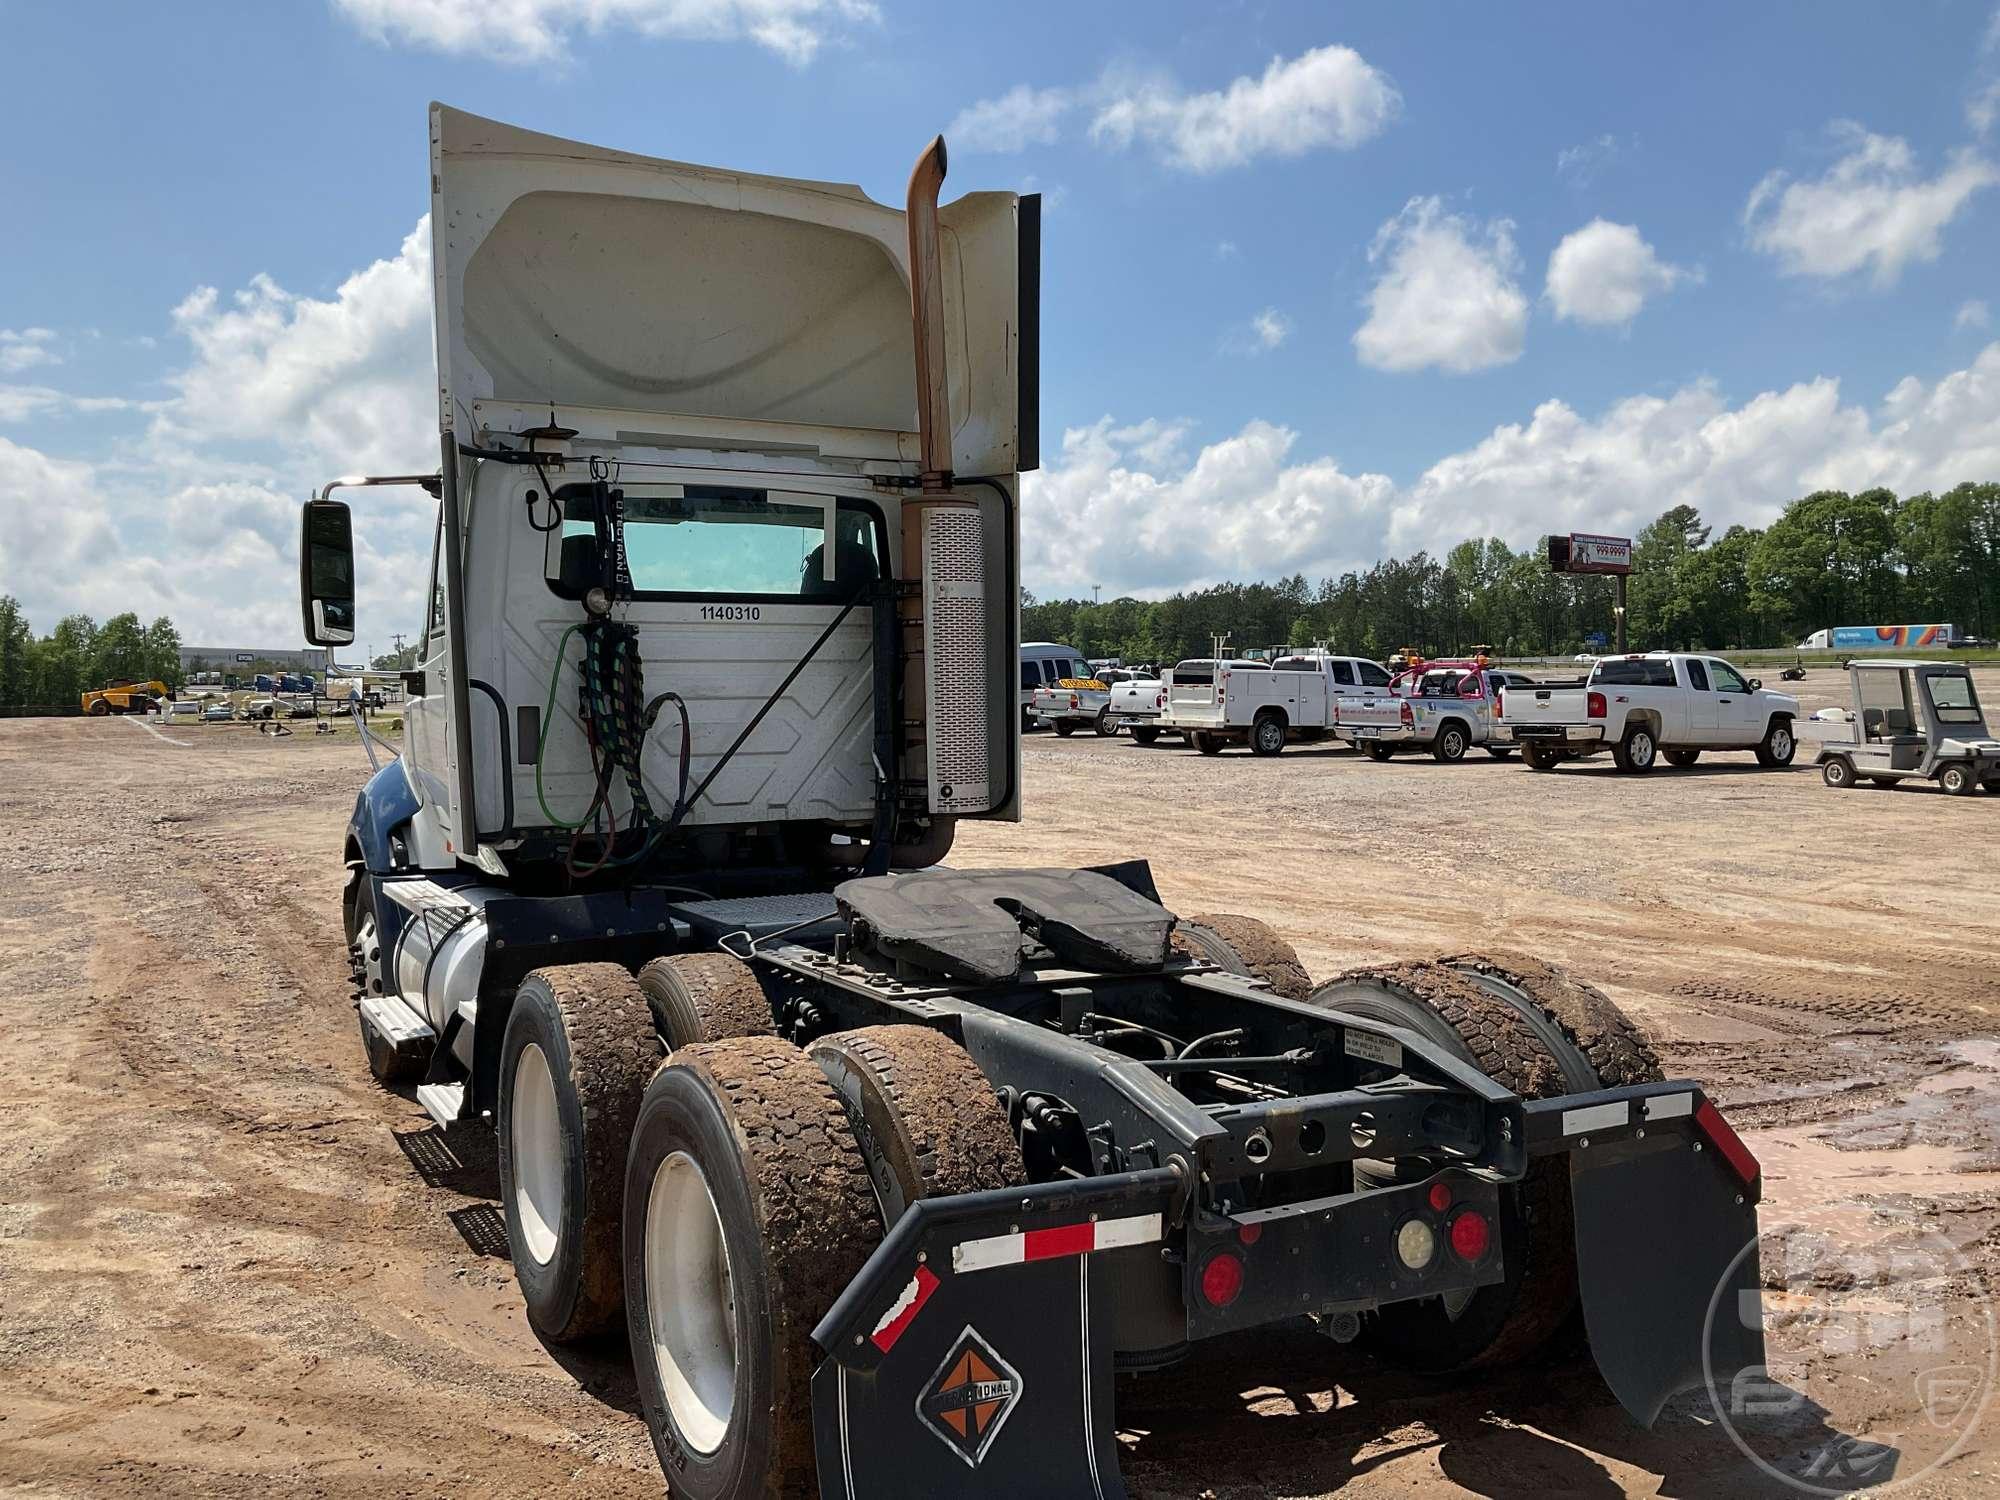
[300,105,1767,1499]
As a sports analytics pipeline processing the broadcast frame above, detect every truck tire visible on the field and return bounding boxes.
[1485,745,1514,759]
[1193,731,1225,756]
[623,1038,881,1500]
[1171,913,1311,1001]
[808,1025,1026,1223]
[1250,713,1286,757]
[1610,723,1657,773]
[498,964,660,1344]
[1432,721,1470,763]
[1522,744,1561,772]
[1437,951,1663,1089]
[88,698,108,716]
[1306,961,1604,1372]
[1093,707,1118,737]
[638,952,779,1049]
[1983,774,2000,794]
[1822,755,1858,789]
[1941,762,1978,796]
[1053,719,1077,737]
[1361,740,1394,762]
[1754,717,1796,768]
[1130,726,1161,746]
[1664,749,1701,767]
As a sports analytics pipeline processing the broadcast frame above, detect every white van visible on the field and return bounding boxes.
[1021,641,1087,730]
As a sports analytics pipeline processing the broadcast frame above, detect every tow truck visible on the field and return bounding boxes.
[299,106,1765,1499]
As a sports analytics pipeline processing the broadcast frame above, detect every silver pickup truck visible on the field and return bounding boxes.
[1032,668,1148,737]
[1335,665,1538,762]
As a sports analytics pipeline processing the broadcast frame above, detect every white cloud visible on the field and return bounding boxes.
[0,328,59,375]
[1972,79,2000,137]
[1556,134,1623,187]
[1087,45,1399,172]
[1544,220,1695,327]
[947,85,1072,154]
[1354,198,1527,374]
[331,0,876,66]
[1021,344,2000,597]
[1022,416,1396,596]
[160,218,436,477]
[0,385,67,423]
[1960,299,1992,331]
[1743,123,1999,286]
[1221,308,1290,355]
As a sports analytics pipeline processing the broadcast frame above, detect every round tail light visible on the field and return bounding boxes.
[1449,1208,1492,1262]
[1200,1251,1245,1308]
[1394,1218,1436,1271]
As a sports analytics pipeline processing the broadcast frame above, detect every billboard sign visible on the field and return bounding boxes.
[1565,533,1633,575]
[1829,624,1955,650]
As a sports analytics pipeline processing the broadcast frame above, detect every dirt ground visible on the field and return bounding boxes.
[3,666,1997,1497]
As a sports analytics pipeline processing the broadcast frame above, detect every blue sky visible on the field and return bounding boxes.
[3,1,1998,651]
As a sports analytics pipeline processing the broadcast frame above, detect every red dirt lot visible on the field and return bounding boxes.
[2,684,1996,1496]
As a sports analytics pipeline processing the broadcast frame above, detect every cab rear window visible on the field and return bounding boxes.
[1592,658,1677,688]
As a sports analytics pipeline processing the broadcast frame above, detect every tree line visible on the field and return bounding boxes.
[1022,483,2000,666]
[0,600,184,708]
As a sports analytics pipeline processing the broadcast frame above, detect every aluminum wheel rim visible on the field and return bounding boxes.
[1632,732,1654,766]
[510,1043,563,1267]
[646,1150,737,1456]
[353,910,383,997]
[1772,727,1793,760]
[1443,729,1464,758]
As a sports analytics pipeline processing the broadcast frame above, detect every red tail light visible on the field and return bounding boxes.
[1400,700,1414,727]
[1156,692,1165,709]
[1587,690,1607,718]
[1448,1208,1491,1262]
[1496,686,1506,717]
[1200,1250,1245,1308]
[1069,694,1079,710]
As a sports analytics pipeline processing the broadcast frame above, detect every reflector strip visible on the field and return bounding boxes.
[1695,1099,1762,1192]
[952,1212,1163,1274]
[869,1264,939,1353]
[1562,1100,1629,1136]
[1643,1091,1694,1121]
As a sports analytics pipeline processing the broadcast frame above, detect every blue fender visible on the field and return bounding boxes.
[348,758,420,875]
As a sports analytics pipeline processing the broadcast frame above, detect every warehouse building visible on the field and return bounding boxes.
[179,645,333,677]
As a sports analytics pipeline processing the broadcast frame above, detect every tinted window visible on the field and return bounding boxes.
[1686,660,1710,691]
[1593,658,1676,688]
[1231,660,1270,670]
[1173,661,1215,685]
[1329,660,1355,685]
[1356,660,1392,687]
[1020,662,1038,690]
[1271,656,1317,673]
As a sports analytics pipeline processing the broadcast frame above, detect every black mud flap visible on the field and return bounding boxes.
[1551,1086,1766,1426]
[811,1169,1180,1500]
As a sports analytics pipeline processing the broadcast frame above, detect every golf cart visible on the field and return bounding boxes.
[1816,659,2000,795]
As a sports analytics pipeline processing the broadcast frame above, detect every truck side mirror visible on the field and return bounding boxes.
[1749,678,1763,691]
[300,500,357,646]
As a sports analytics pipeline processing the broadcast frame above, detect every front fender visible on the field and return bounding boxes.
[348,758,419,875]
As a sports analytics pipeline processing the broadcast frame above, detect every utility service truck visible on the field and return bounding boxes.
[1498,652,1799,774]
[301,107,1765,1500]
[1162,653,1388,755]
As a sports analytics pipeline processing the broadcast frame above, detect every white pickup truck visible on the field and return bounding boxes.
[1498,652,1800,773]
[1161,652,1393,755]
[1032,667,1147,737]
[1335,664,1540,763]
[1110,674,1172,744]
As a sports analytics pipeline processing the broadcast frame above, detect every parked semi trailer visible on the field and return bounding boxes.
[301,107,1766,1500]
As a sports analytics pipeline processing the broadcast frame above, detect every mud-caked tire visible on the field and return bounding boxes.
[1306,958,1644,1372]
[1171,912,1312,1001]
[624,1038,882,1500]
[498,964,660,1344]
[808,1025,1026,1223]
[638,952,779,1049]
[1437,950,1663,1089]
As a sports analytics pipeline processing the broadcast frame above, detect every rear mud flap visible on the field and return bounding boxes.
[811,1169,1179,1500]
[1568,1111,1765,1426]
